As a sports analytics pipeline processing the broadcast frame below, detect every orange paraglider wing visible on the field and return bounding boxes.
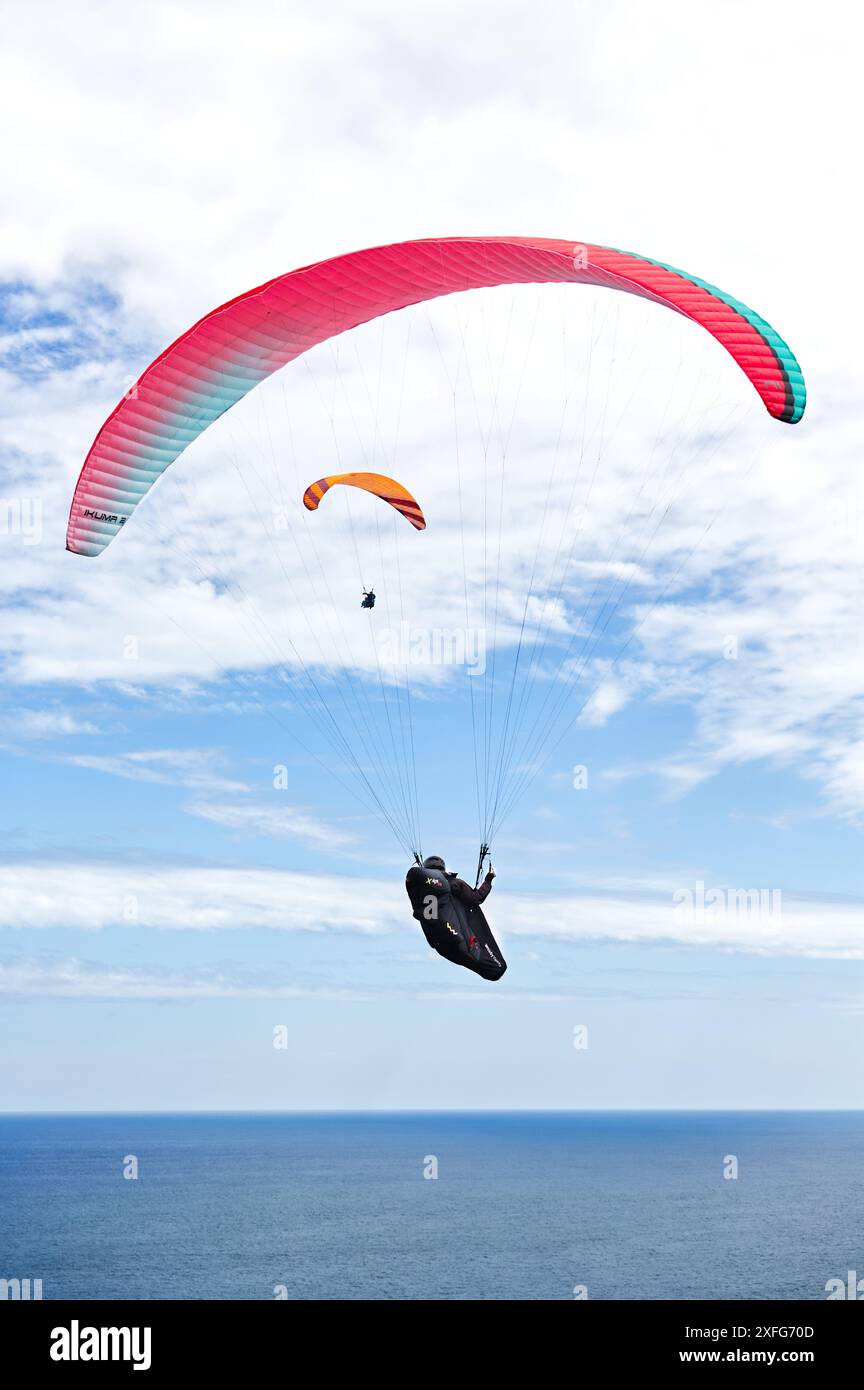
[302,472,426,530]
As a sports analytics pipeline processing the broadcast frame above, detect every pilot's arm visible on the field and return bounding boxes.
[450,869,495,908]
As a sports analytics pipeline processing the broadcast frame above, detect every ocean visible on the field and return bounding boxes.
[2,1111,862,1300]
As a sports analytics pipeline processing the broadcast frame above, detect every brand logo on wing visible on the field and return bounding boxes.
[82,509,125,525]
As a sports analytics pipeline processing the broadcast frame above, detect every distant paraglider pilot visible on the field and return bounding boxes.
[405,855,506,981]
[361,589,376,609]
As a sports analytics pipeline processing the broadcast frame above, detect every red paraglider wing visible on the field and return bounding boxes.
[67,236,805,556]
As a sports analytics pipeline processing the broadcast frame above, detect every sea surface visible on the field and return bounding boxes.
[2,1111,862,1300]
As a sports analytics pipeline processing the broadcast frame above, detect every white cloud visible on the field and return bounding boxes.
[577,673,635,728]
[1,858,863,960]
[186,798,358,849]
[0,957,375,1000]
[0,954,587,1002]
[602,757,714,797]
[0,708,98,739]
[0,861,398,933]
[60,745,355,849]
[66,747,247,793]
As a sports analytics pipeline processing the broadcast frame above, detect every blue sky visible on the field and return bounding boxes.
[1,0,862,1110]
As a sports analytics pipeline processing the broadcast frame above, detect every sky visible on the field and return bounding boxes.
[1,0,862,1111]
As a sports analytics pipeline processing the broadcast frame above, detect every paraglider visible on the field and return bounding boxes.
[405,855,505,981]
[302,472,426,530]
[65,234,806,932]
[65,235,804,560]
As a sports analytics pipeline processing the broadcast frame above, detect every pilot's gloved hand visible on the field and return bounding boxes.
[486,864,496,880]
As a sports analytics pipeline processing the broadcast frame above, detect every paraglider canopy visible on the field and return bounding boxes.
[303,471,426,530]
[66,235,804,557]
